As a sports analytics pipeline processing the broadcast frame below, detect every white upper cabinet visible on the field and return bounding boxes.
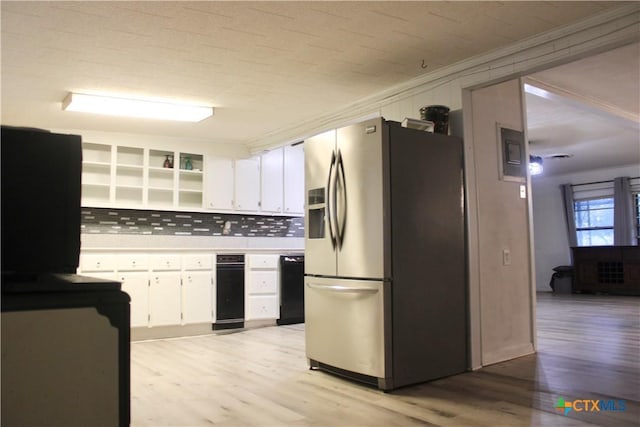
[81,142,113,206]
[81,141,304,216]
[177,153,204,210]
[205,157,234,211]
[260,148,284,213]
[283,143,305,214]
[147,149,176,208]
[114,146,144,207]
[234,157,260,212]
[81,143,204,210]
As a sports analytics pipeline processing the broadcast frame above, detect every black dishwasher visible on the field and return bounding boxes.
[214,254,245,330]
[277,255,305,325]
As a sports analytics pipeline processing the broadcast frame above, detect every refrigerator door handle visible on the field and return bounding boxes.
[327,150,337,248]
[336,149,347,249]
[306,282,378,294]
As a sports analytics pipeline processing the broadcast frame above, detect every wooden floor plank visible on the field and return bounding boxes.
[130,293,639,426]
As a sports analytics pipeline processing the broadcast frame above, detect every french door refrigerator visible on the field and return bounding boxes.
[304,117,467,391]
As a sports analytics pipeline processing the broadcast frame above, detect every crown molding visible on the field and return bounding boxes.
[247,4,640,154]
[524,77,640,128]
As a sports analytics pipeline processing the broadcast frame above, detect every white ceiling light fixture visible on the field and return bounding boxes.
[529,155,544,176]
[62,92,214,122]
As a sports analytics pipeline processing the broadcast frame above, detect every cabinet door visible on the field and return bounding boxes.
[234,157,260,211]
[182,271,213,324]
[284,143,305,214]
[260,148,283,213]
[119,272,149,328]
[149,272,182,326]
[205,157,234,210]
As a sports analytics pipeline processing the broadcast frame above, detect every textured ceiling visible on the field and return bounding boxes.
[526,42,640,177]
[1,0,625,152]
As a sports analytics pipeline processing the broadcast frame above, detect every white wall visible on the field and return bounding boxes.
[531,164,640,291]
[470,79,535,366]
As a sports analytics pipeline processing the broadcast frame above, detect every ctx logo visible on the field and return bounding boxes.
[554,397,626,416]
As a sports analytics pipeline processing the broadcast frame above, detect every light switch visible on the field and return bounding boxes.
[503,249,511,266]
[520,185,527,199]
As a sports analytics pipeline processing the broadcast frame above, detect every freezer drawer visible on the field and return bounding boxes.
[304,276,385,379]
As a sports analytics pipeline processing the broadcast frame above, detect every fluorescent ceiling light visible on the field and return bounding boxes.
[62,92,213,122]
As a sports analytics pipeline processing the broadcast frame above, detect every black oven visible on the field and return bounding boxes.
[214,254,245,330]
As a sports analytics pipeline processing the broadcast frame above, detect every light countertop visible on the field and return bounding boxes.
[81,233,304,253]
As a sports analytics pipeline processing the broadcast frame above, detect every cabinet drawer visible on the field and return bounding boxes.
[248,254,279,269]
[80,254,116,272]
[246,295,279,320]
[149,254,182,271]
[182,254,213,270]
[248,271,278,294]
[117,253,149,271]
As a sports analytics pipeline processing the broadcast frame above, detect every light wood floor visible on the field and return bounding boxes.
[130,293,639,426]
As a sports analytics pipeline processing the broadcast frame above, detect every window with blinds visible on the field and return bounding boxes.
[574,197,614,246]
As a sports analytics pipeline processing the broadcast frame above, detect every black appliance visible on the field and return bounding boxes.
[277,255,305,325]
[2,275,130,427]
[1,126,82,277]
[214,254,245,330]
[1,126,130,426]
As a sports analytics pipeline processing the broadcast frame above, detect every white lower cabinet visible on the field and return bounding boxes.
[80,250,287,333]
[79,253,117,273]
[149,272,182,327]
[116,254,150,327]
[246,254,280,321]
[246,295,279,320]
[182,271,213,324]
[248,271,278,294]
[119,272,149,327]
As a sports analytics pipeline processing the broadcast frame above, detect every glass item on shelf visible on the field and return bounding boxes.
[184,156,193,170]
[163,155,171,168]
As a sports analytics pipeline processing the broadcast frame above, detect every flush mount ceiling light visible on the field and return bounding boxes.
[529,155,544,176]
[62,92,214,122]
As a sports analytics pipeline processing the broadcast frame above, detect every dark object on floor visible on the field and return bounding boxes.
[550,265,574,293]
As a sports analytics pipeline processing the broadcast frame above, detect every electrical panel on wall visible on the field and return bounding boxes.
[497,125,526,182]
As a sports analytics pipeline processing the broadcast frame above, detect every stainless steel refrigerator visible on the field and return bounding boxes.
[304,117,467,391]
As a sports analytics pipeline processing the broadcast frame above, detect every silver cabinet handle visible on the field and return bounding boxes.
[306,283,378,294]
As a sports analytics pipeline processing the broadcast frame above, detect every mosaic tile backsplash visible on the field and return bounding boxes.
[81,208,304,238]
